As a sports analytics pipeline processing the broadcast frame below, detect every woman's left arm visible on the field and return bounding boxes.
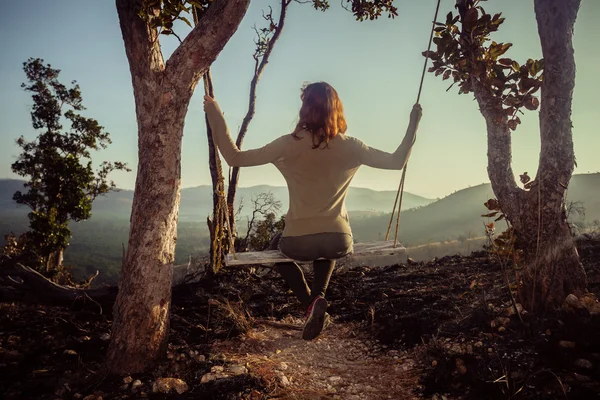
[204,96,286,167]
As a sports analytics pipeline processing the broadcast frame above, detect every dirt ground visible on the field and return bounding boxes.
[1,237,599,399]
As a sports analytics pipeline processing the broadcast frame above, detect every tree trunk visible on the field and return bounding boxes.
[472,0,587,311]
[106,100,185,373]
[107,0,250,374]
[203,70,229,274]
[226,0,291,235]
[45,248,64,275]
[520,0,587,309]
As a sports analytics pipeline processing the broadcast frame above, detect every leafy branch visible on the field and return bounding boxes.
[425,0,543,131]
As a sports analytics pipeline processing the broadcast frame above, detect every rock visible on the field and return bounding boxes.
[99,333,111,341]
[431,360,438,367]
[277,374,290,387]
[329,376,342,383]
[200,373,220,384]
[564,294,586,311]
[327,384,337,394]
[503,303,524,317]
[581,293,600,314]
[573,373,591,382]
[455,358,467,375]
[152,378,189,394]
[131,380,143,391]
[211,365,224,373]
[228,365,248,375]
[63,350,77,356]
[559,340,576,349]
[276,362,288,371]
[123,376,133,384]
[83,395,103,400]
[195,354,206,362]
[573,359,593,369]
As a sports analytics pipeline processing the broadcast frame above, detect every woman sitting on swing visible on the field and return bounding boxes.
[204,82,422,340]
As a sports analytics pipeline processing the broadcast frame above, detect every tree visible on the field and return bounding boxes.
[202,0,291,275]
[10,58,129,282]
[225,1,292,241]
[106,0,251,374]
[108,0,403,374]
[237,192,284,251]
[427,0,587,310]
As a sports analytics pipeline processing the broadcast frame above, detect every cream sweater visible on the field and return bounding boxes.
[205,101,417,237]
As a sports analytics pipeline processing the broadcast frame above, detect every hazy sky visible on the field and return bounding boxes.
[0,0,598,198]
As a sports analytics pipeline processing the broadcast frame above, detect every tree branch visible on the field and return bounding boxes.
[227,0,290,229]
[116,0,165,76]
[165,0,251,92]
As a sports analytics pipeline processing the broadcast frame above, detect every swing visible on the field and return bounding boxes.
[224,0,442,267]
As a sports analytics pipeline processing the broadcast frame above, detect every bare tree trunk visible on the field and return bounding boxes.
[471,0,587,311]
[107,0,250,374]
[226,0,291,235]
[45,247,64,275]
[203,70,229,274]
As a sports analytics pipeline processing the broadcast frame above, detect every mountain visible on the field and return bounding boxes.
[2,174,598,285]
[0,180,434,221]
[350,173,600,246]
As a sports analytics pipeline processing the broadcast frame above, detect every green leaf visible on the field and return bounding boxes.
[498,58,513,67]
[179,16,192,27]
[482,212,499,218]
[445,11,453,25]
[463,8,479,31]
[523,95,540,111]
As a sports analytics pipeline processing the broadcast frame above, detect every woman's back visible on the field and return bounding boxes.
[273,131,361,236]
[203,81,421,238]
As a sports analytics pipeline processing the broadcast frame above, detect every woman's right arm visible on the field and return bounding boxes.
[204,96,286,167]
[356,104,422,170]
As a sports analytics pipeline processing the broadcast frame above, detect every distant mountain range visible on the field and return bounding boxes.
[0,179,434,220]
[2,174,598,284]
[350,173,600,245]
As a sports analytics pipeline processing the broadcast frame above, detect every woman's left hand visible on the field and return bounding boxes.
[203,94,216,106]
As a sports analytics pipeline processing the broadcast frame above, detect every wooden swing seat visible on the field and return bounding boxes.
[225,240,407,266]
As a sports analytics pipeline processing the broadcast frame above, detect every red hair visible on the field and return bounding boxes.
[292,82,348,148]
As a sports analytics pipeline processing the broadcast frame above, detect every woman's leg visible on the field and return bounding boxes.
[270,232,312,308]
[311,259,336,300]
[274,262,312,309]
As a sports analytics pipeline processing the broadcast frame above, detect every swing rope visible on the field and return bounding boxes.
[385,0,442,247]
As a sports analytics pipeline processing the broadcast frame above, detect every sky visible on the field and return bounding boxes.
[0,0,598,199]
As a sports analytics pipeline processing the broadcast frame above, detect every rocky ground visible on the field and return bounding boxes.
[1,237,599,399]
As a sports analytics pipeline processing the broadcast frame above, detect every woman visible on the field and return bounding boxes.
[204,82,422,340]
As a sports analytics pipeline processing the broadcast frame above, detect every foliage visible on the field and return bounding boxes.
[247,213,286,251]
[425,0,543,131]
[236,192,285,251]
[482,198,524,317]
[482,198,523,266]
[9,58,130,279]
[138,0,400,39]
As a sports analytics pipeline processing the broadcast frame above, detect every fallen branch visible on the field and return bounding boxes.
[1,262,117,311]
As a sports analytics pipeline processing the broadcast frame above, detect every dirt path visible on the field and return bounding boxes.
[210,316,422,400]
